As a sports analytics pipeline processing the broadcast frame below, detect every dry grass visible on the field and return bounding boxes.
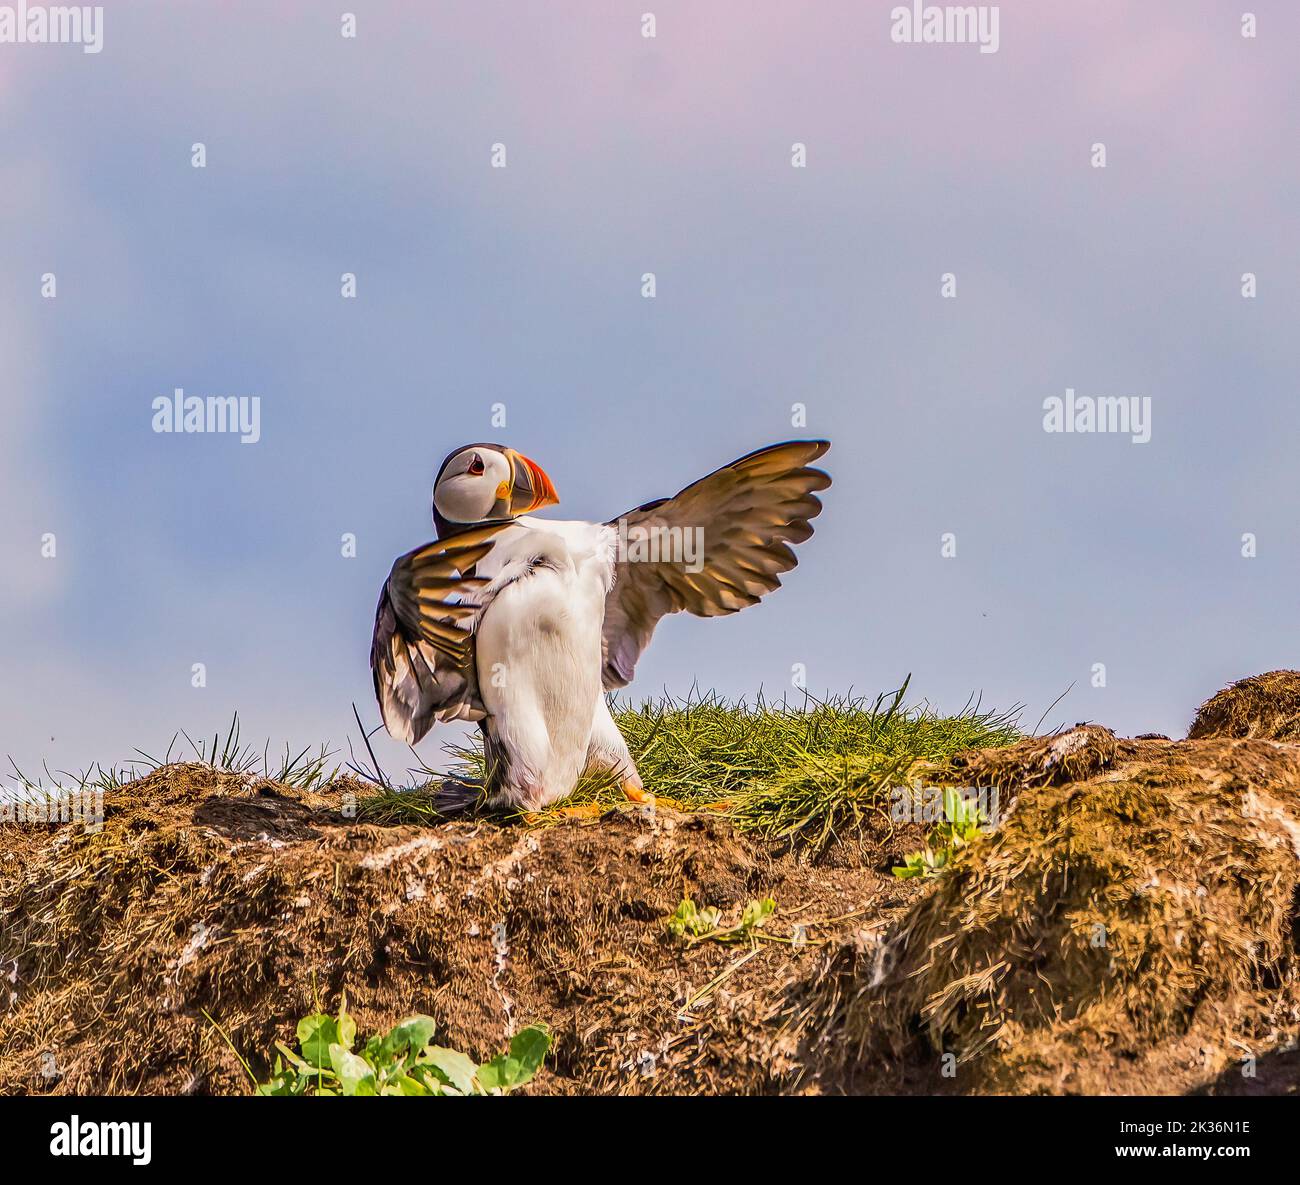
[817,725,1300,1093]
[1189,669,1300,741]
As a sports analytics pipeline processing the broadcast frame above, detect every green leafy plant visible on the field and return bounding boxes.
[256,996,550,1096]
[893,786,990,879]
[666,896,776,946]
[739,897,776,932]
[666,897,723,939]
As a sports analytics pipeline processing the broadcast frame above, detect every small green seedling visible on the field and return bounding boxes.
[739,897,776,932]
[666,898,723,939]
[257,995,550,1096]
[666,896,776,946]
[893,786,989,879]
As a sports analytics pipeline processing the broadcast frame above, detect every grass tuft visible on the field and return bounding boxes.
[7,689,1019,855]
[133,714,339,791]
[4,714,339,807]
[357,678,1022,848]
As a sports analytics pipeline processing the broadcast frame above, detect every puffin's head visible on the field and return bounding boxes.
[432,444,559,531]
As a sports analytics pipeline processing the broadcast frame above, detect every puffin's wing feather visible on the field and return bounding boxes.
[601,440,830,689]
[370,523,507,743]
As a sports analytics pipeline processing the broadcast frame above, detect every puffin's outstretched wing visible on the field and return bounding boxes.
[601,440,830,689]
[370,524,507,743]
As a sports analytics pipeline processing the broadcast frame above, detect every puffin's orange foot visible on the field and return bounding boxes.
[559,803,606,819]
[646,796,688,811]
[622,783,689,813]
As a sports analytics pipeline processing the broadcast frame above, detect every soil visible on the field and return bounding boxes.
[0,765,925,1095]
[3,671,1300,1096]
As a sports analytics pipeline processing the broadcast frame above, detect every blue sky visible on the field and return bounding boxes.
[2,1,1298,779]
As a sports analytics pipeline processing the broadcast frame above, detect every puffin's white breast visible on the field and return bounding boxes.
[473,519,616,808]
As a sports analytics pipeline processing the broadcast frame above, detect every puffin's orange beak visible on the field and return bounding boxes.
[505,449,559,514]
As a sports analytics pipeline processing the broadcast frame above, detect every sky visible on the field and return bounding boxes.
[1,1,1298,782]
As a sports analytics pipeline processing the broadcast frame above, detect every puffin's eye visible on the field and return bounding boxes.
[466,453,485,476]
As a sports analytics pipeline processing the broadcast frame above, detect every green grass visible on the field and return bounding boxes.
[356,780,456,826]
[4,714,338,808]
[5,685,1021,856]
[3,760,135,801]
[357,678,1023,850]
[133,714,339,791]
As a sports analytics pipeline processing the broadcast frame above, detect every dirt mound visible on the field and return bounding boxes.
[4,696,1300,1096]
[0,764,920,1095]
[1188,669,1300,741]
[817,727,1300,1094]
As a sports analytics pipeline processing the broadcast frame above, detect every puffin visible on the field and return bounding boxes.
[370,440,830,811]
